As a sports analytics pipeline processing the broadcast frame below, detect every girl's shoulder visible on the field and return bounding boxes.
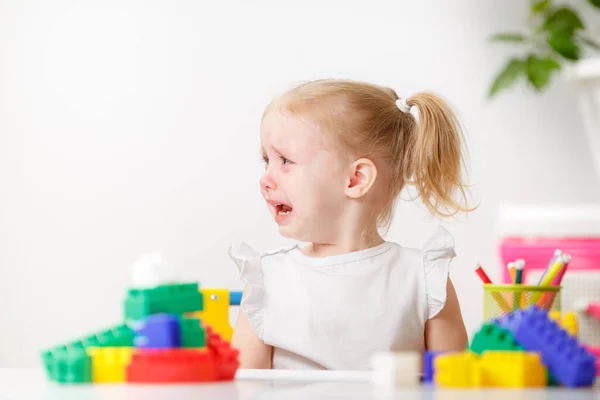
[419,225,457,319]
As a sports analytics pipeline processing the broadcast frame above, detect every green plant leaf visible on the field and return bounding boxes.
[589,0,600,8]
[547,31,580,60]
[526,55,561,91]
[490,33,527,42]
[532,0,551,13]
[488,59,526,98]
[581,36,600,50]
[543,7,584,34]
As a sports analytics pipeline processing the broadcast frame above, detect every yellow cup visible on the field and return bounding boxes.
[483,284,561,320]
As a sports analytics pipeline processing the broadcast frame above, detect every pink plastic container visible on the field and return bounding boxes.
[497,204,600,283]
[499,237,600,283]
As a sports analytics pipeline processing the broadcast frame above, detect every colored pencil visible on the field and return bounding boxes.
[540,254,571,309]
[530,254,567,304]
[537,249,562,285]
[515,259,525,285]
[476,262,511,313]
[507,262,516,283]
[514,259,525,310]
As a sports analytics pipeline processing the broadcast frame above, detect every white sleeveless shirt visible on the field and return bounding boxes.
[229,226,455,370]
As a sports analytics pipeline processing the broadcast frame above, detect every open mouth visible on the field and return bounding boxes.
[275,204,293,216]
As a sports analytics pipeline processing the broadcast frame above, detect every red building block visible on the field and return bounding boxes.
[126,349,217,383]
[205,325,240,380]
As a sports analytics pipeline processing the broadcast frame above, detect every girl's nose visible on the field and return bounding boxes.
[260,170,277,191]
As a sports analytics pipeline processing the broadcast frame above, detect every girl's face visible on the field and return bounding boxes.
[259,110,348,243]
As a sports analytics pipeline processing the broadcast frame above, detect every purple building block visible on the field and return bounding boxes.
[495,305,596,387]
[133,313,181,349]
[423,351,445,383]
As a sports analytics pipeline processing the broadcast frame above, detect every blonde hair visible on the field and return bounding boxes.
[265,79,473,230]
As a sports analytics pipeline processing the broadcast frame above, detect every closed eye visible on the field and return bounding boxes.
[261,154,292,166]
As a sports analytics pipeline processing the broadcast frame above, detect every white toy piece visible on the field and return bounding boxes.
[370,351,421,389]
[131,252,174,289]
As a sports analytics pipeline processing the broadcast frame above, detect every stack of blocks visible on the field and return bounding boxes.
[426,305,597,388]
[42,282,239,384]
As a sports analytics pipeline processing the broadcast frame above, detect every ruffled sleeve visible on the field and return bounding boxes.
[228,242,265,340]
[422,226,456,320]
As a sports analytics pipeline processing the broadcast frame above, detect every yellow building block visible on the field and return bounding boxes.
[87,347,134,383]
[189,288,233,341]
[562,312,578,337]
[434,351,481,388]
[549,311,578,336]
[480,351,547,387]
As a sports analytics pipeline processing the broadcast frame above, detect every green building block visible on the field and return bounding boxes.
[41,323,134,382]
[470,323,523,354]
[124,283,204,321]
[63,324,134,349]
[42,348,92,383]
[180,317,206,348]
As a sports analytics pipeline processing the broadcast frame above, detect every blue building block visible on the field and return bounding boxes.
[230,291,242,306]
[495,305,596,387]
[133,314,181,349]
[423,351,446,383]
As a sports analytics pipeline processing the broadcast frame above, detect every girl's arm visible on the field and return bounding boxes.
[231,287,273,369]
[424,278,468,351]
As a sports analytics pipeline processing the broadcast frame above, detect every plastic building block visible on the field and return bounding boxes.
[42,348,92,384]
[180,317,206,348]
[131,252,172,288]
[370,351,421,389]
[495,305,597,387]
[230,291,242,306]
[87,347,134,383]
[124,283,204,321]
[586,346,600,377]
[41,324,134,382]
[126,349,217,383]
[205,325,239,380]
[479,351,547,387]
[189,288,233,341]
[469,323,523,354]
[64,324,135,349]
[42,324,134,355]
[434,351,481,387]
[549,311,578,337]
[562,312,579,337]
[423,351,446,384]
[133,314,181,348]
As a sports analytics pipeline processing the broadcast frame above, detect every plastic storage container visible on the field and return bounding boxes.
[497,204,600,284]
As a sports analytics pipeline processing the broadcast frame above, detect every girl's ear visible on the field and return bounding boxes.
[345,158,377,199]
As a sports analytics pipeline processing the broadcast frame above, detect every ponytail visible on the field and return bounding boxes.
[401,92,472,217]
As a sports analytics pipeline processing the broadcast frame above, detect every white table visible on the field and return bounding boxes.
[0,368,597,400]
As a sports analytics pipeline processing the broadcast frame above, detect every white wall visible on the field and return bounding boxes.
[1,0,599,367]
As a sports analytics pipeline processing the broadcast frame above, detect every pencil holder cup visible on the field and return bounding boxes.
[483,284,561,320]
